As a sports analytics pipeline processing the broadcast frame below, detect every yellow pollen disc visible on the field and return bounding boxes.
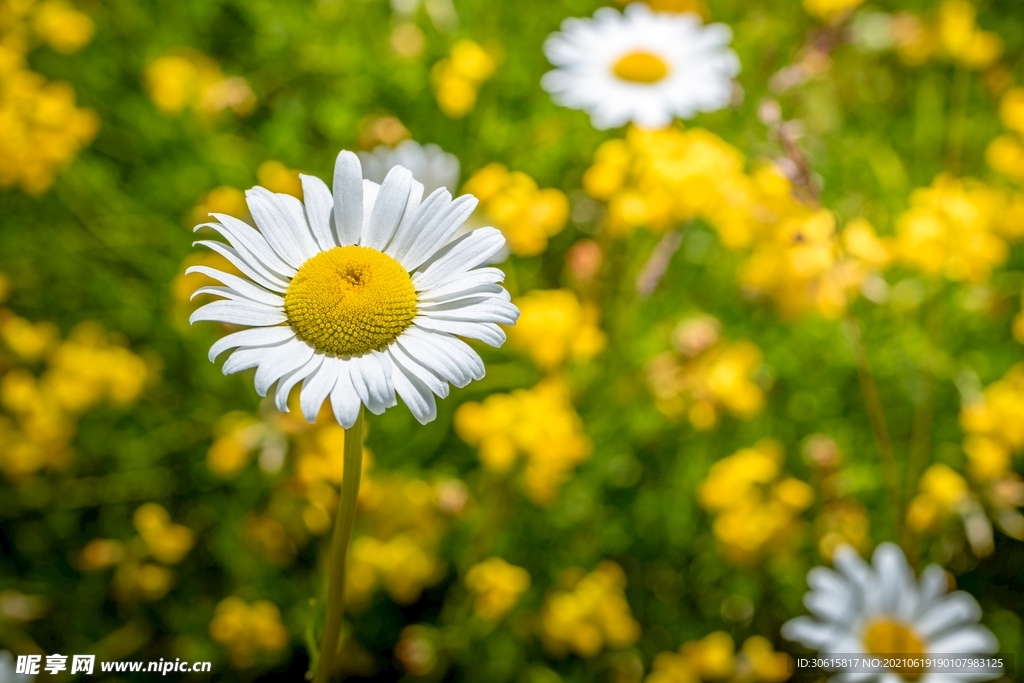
[862,618,926,682]
[284,246,418,356]
[612,50,671,84]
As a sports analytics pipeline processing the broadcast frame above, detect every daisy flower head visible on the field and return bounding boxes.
[189,150,519,428]
[541,3,740,130]
[359,140,460,196]
[783,542,1000,682]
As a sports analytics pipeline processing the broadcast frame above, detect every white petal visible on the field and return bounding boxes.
[300,358,340,422]
[417,267,506,301]
[915,594,982,639]
[194,240,290,293]
[396,327,482,386]
[805,589,849,624]
[781,616,833,648]
[392,361,437,424]
[873,543,914,617]
[246,187,318,269]
[253,339,316,397]
[190,286,285,310]
[417,297,519,325]
[401,194,479,271]
[412,317,506,347]
[333,151,364,246]
[915,565,949,618]
[928,626,998,654]
[207,326,296,362]
[300,174,337,251]
[223,345,278,375]
[190,300,286,327]
[387,187,451,266]
[186,265,285,307]
[349,352,396,414]
[198,215,295,278]
[330,360,362,428]
[363,166,414,251]
[411,227,506,291]
[275,353,326,412]
[385,343,450,398]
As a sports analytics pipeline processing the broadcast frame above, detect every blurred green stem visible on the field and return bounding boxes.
[843,315,904,540]
[945,65,971,174]
[313,406,365,683]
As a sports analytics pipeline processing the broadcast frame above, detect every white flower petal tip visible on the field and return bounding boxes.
[786,543,1000,678]
[190,149,515,427]
[541,4,740,129]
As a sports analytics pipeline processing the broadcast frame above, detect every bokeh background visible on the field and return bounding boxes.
[2,0,1024,680]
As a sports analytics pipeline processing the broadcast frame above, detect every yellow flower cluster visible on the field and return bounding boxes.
[506,289,605,370]
[346,476,454,609]
[647,315,765,430]
[462,164,569,256]
[891,0,1003,69]
[0,0,98,193]
[209,597,290,668]
[78,503,194,602]
[895,174,1024,283]
[741,214,892,319]
[802,0,863,23]
[144,50,256,117]
[431,39,496,118]
[959,364,1024,538]
[584,126,890,317]
[464,557,531,621]
[906,464,970,533]
[0,315,150,481]
[698,440,814,565]
[455,378,592,505]
[986,88,1024,184]
[646,632,792,683]
[539,562,641,658]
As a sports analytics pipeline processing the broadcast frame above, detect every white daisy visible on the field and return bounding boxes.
[189,150,519,428]
[783,543,1000,683]
[359,140,460,196]
[541,3,740,130]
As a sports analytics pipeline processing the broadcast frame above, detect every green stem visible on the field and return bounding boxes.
[945,64,971,174]
[313,406,365,683]
[843,315,905,543]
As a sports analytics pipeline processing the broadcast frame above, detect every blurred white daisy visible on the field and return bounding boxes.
[783,542,1000,682]
[541,3,740,130]
[189,150,518,427]
[359,140,460,196]
[0,651,35,682]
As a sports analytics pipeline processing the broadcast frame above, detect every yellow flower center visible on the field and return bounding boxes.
[284,246,418,356]
[612,51,670,84]
[862,618,926,682]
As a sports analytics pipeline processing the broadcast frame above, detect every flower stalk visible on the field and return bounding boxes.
[313,406,365,683]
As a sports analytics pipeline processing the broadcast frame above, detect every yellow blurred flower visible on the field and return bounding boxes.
[896,174,1017,283]
[209,597,290,668]
[892,1,1002,69]
[0,70,98,193]
[144,50,256,117]
[906,464,970,532]
[463,164,569,256]
[455,377,591,505]
[698,440,813,565]
[507,289,605,370]
[31,0,93,53]
[647,316,766,429]
[0,316,150,481]
[802,0,863,23]
[257,160,303,198]
[191,185,249,226]
[431,40,496,117]
[133,503,195,565]
[539,562,641,658]
[647,632,791,683]
[465,557,530,621]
